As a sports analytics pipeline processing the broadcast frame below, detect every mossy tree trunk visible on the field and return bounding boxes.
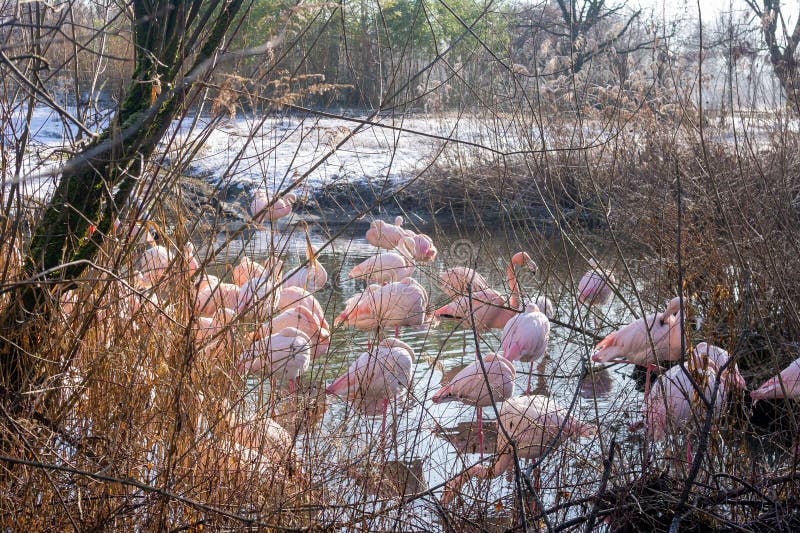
[0,0,244,402]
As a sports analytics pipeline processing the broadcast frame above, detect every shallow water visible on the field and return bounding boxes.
[221,225,649,527]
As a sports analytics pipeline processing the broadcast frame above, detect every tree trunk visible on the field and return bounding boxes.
[0,0,243,402]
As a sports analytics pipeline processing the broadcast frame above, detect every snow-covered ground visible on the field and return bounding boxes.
[4,103,794,205]
[167,111,534,196]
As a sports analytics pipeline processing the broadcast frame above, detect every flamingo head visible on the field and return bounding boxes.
[695,342,746,389]
[265,257,284,281]
[512,252,537,275]
[588,258,599,270]
[723,365,747,390]
[430,384,456,404]
[214,307,236,326]
[394,215,404,227]
[232,257,254,286]
[434,300,463,320]
[412,234,438,262]
[334,302,369,326]
[665,296,684,317]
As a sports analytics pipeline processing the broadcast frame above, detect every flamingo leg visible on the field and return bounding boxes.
[644,363,659,399]
[530,466,542,519]
[476,407,484,459]
[686,438,693,464]
[289,379,295,394]
[526,361,534,395]
[394,325,400,337]
[380,398,389,459]
[269,377,276,418]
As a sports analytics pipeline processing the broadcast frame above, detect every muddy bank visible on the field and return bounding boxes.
[178,172,589,236]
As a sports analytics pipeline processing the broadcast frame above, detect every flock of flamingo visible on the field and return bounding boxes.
[80,190,800,504]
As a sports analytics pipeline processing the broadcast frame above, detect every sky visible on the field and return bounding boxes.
[636,0,797,23]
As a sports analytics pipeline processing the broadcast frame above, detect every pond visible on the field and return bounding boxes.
[216,222,660,528]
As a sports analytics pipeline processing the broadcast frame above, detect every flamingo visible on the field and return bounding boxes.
[138,244,172,286]
[695,342,746,390]
[751,355,800,400]
[435,252,536,334]
[409,233,438,262]
[349,236,416,285]
[335,277,428,337]
[237,268,282,318]
[591,297,686,398]
[431,354,516,457]
[250,190,297,223]
[257,306,330,359]
[184,242,200,278]
[365,216,407,249]
[365,216,438,262]
[501,304,550,394]
[532,294,555,319]
[326,338,415,443]
[226,412,296,469]
[192,307,236,362]
[283,233,327,293]
[441,394,593,505]
[439,267,490,299]
[642,344,746,463]
[578,258,615,307]
[277,286,330,331]
[238,327,311,393]
[232,256,268,287]
[195,276,240,317]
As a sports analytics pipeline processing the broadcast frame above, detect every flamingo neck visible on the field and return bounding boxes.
[507,261,521,310]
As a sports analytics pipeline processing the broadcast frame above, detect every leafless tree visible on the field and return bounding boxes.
[744,0,800,112]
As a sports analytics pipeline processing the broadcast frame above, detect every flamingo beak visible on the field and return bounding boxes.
[728,367,747,389]
[333,311,348,326]
[434,302,459,319]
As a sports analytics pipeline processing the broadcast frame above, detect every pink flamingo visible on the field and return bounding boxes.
[532,294,554,319]
[431,354,516,457]
[250,190,297,223]
[349,236,416,285]
[184,242,200,278]
[195,276,240,317]
[751,355,800,400]
[409,233,438,262]
[441,394,593,505]
[232,256,268,287]
[501,304,550,394]
[335,277,428,337]
[193,308,236,360]
[326,338,415,443]
[592,297,686,398]
[578,258,615,307]
[224,414,295,471]
[695,342,746,389]
[238,327,311,393]
[257,306,330,359]
[365,216,437,262]
[278,286,330,330]
[435,252,536,334]
[643,344,746,461]
[365,216,407,249]
[237,267,282,318]
[138,244,172,286]
[439,267,490,299]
